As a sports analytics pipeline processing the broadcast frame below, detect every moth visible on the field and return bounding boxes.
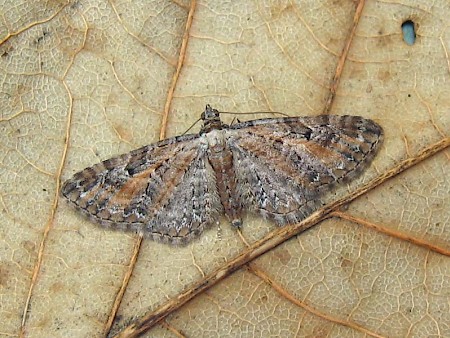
[62,105,383,245]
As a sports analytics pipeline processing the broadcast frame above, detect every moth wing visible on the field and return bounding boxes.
[227,115,383,224]
[62,135,222,244]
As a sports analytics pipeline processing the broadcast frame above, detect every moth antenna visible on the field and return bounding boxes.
[181,116,203,135]
[220,110,291,118]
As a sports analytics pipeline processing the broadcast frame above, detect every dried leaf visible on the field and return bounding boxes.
[0,1,448,337]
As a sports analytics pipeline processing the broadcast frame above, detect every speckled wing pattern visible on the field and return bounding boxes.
[62,105,383,245]
[228,114,382,225]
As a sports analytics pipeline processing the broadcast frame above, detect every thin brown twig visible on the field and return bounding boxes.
[332,211,450,256]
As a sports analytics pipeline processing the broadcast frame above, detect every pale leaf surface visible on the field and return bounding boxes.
[0,1,448,337]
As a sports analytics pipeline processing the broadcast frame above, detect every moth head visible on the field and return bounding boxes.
[200,104,224,133]
[201,104,220,121]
